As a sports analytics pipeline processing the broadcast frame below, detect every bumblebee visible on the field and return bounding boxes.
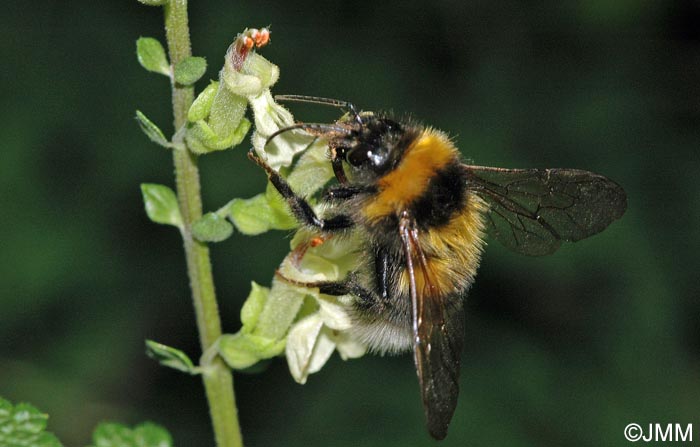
[248,95,627,440]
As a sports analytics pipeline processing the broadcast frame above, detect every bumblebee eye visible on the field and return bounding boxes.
[367,151,385,167]
[347,146,369,167]
[346,145,390,170]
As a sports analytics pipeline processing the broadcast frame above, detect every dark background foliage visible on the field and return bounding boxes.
[2,1,699,446]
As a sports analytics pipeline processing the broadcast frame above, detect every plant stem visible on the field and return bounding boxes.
[163,1,243,446]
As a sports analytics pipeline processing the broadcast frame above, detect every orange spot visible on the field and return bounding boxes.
[310,236,326,247]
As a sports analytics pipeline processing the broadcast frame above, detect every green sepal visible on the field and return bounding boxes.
[136,37,169,76]
[184,78,251,153]
[145,340,199,375]
[207,84,247,142]
[90,422,173,447]
[226,182,297,235]
[218,332,286,370]
[174,56,207,86]
[140,184,183,229]
[240,281,269,333]
[187,81,218,122]
[217,282,287,370]
[135,110,172,148]
[137,0,167,5]
[186,117,251,154]
[192,212,233,243]
[0,397,63,447]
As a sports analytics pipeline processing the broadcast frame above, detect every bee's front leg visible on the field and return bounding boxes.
[248,149,353,231]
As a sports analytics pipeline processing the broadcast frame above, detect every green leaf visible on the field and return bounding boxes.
[90,422,173,447]
[133,422,173,447]
[137,0,167,5]
[136,37,169,76]
[174,56,207,86]
[0,397,63,447]
[145,340,199,375]
[135,110,172,148]
[187,81,219,122]
[91,423,130,447]
[192,212,233,242]
[140,184,183,229]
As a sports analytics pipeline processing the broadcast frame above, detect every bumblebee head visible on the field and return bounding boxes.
[331,114,409,180]
[264,96,418,184]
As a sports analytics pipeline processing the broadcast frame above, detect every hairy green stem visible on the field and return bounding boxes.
[163,1,243,446]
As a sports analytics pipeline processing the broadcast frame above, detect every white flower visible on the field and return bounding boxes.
[280,230,367,384]
[249,89,316,171]
[225,62,367,382]
[286,311,366,384]
[221,50,279,97]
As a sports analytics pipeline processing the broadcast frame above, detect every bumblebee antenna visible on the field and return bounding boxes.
[275,94,364,127]
[264,122,352,150]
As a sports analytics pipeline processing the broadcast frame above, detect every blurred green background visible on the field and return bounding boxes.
[2,0,699,446]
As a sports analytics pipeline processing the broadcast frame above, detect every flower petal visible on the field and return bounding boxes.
[331,330,368,360]
[306,327,337,376]
[317,294,353,331]
[221,51,278,97]
[249,90,316,170]
[286,313,325,384]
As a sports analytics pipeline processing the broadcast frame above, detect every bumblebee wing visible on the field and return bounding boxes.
[463,165,627,256]
[399,212,464,440]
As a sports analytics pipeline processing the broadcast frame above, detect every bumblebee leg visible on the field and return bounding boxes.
[322,185,371,202]
[275,270,378,304]
[374,249,390,301]
[248,149,353,231]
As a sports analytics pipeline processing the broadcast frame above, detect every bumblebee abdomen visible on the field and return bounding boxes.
[351,192,488,354]
[406,193,488,297]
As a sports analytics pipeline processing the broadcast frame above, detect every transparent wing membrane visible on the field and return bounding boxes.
[463,166,627,256]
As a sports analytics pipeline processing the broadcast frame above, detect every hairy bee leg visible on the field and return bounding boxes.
[331,157,347,184]
[248,149,353,231]
[322,185,370,202]
[275,270,379,304]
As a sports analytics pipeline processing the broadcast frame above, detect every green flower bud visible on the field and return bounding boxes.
[184,28,274,154]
